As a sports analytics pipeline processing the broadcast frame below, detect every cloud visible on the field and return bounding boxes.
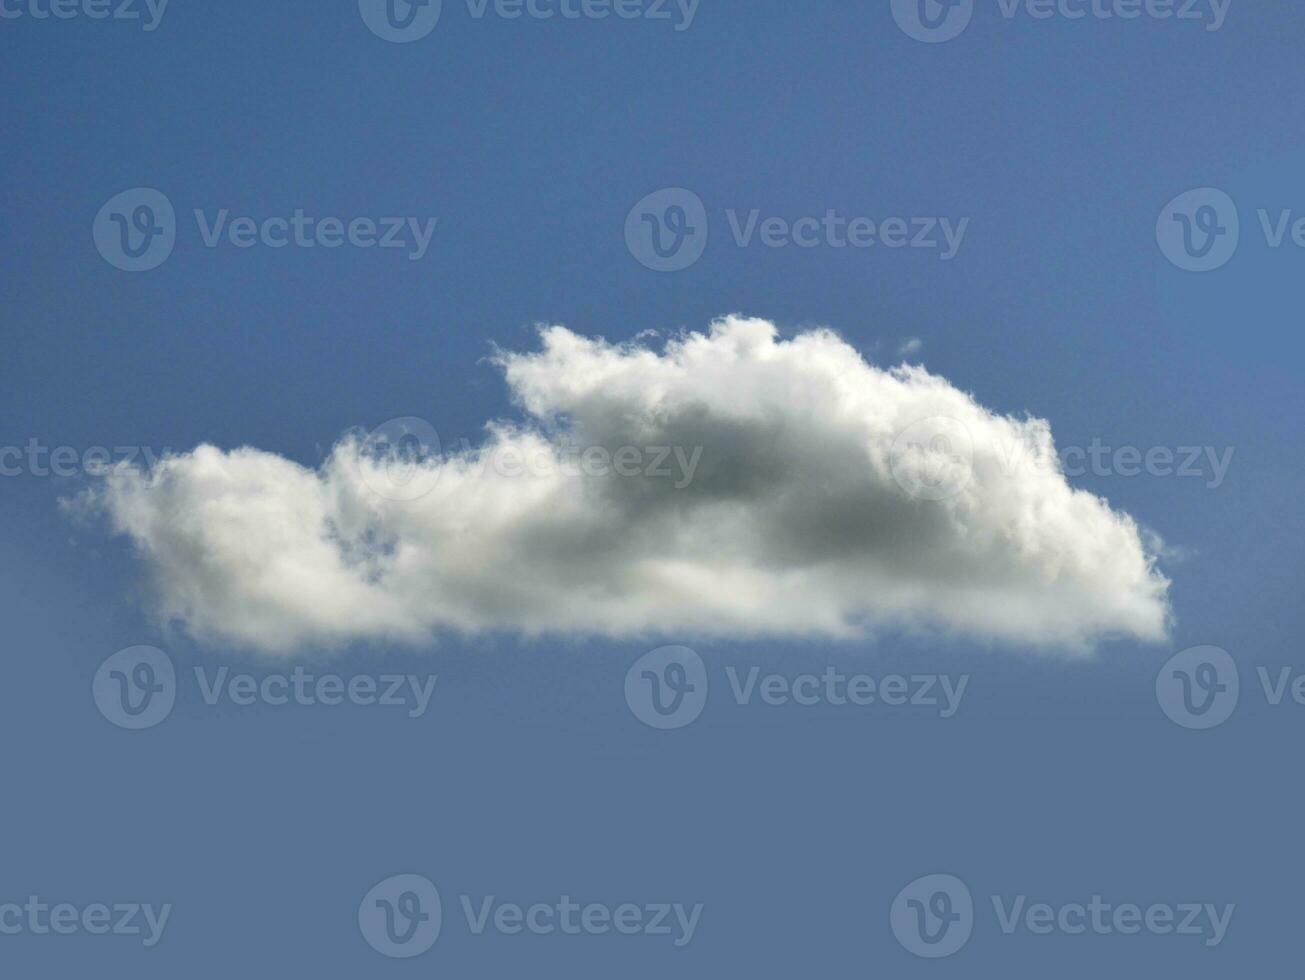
[897,337,924,358]
[70,316,1171,654]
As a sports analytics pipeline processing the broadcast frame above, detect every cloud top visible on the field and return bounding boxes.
[74,316,1171,654]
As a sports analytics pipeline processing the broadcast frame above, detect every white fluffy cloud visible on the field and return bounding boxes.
[73,316,1172,654]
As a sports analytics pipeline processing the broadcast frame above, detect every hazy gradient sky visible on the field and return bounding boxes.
[2,1,1304,975]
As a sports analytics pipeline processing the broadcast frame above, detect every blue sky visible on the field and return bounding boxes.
[2,1,1303,975]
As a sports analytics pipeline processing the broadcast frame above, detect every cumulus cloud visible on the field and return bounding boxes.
[897,337,924,359]
[70,316,1172,654]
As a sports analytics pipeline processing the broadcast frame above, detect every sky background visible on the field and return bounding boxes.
[2,0,1304,974]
